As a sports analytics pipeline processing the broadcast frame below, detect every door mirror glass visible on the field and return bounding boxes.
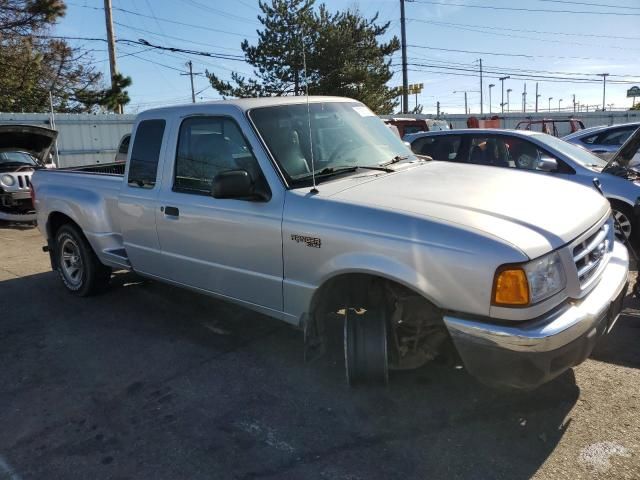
[211,169,268,201]
[537,156,558,172]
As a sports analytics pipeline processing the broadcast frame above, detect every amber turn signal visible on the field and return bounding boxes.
[493,268,529,306]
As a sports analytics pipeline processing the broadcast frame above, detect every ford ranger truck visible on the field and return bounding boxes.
[32,97,629,389]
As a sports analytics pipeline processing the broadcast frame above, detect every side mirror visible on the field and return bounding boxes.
[537,156,558,172]
[211,169,269,201]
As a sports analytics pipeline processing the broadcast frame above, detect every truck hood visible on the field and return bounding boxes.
[0,125,58,162]
[605,125,640,169]
[330,162,610,259]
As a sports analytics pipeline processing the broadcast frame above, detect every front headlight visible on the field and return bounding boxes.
[0,174,15,187]
[493,251,566,307]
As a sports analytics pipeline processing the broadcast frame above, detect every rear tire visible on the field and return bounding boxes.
[344,308,389,386]
[54,224,111,296]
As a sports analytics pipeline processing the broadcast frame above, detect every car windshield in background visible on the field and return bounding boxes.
[534,134,608,169]
[0,151,38,166]
[250,102,415,185]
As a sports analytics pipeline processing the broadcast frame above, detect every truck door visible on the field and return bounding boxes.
[154,115,284,312]
[117,118,167,277]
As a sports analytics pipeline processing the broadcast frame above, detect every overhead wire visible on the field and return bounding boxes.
[406,18,640,52]
[408,0,640,16]
[405,18,640,41]
[537,0,640,9]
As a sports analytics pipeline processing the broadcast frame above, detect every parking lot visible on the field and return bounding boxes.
[0,225,638,479]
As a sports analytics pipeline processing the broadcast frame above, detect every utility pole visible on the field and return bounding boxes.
[488,84,495,114]
[522,83,527,113]
[548,97,553,112]
[597,73,609,111]
[479,59,483,115]
[103,0,122,114]
[499,76,509,113]
[535,82,540,113]
[437,101,440,118]
[572,94,576,113]
[187,61,195,103]
[453,90,469,114]
[400,0,409,114]
[507,88,512,113]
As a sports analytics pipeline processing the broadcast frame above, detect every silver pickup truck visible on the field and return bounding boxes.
[32,97,629,389]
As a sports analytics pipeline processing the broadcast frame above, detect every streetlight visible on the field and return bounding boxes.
[548,96,553,112]
[607,103,614,111]
[499,76,510,113]
[488,84,495,114]
[558,98,563,111]
[506,88,512,113]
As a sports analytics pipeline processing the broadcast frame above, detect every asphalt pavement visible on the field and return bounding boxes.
[0,224,638,479]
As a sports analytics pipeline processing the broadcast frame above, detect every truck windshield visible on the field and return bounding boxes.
[0,151,38,167]
[250,101,416,186]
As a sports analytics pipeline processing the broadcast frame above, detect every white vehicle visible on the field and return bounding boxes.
[32,97,628,388]
[0,125,57,222]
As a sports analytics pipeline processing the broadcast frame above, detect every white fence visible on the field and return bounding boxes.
[0,112,135,168]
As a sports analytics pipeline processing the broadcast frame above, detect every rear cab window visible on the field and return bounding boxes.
[127,120,166,189]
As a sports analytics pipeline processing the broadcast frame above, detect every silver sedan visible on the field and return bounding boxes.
[563,122,640,162]
[404,128,640,243]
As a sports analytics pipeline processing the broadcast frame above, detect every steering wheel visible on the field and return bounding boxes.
[327,140,358,163]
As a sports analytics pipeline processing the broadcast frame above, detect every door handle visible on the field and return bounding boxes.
[164,206,179,217]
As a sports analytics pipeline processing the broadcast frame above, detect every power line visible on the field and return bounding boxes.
[67,2,258,38]
[400,62,638,84]
[178,0,260,25]
[406,18,640,41]
[407,43,631,62]
[538,0,640,10]
[407,18,640,51]
[113,22,245,56]
[408,0,640,16]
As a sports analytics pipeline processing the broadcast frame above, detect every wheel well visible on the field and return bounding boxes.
[305,273,451,369]
[47,212,81,240]
[310,273,418,316]
[608,198,633,215]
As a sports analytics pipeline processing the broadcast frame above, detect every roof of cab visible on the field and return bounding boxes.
[138,96,358,118]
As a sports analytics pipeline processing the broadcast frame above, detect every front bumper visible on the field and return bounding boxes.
[0,191,36,222]
[444,241,629,389]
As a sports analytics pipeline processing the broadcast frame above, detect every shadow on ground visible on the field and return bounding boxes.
[0,270,587,479]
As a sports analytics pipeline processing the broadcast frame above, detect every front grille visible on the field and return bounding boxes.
[572,222,610,286]
[16,175,30,190]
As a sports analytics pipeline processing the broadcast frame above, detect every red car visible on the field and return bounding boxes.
[515,118,584,137]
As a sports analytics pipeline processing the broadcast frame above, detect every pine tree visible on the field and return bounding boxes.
[207,0,400,114]
[0,0,132,112]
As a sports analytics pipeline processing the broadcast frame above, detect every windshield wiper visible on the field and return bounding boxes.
[380,155,410,167]
[296,164,394,182]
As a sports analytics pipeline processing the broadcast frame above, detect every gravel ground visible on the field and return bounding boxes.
[0,224,638,480]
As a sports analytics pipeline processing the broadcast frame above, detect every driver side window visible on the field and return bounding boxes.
[174,116,264,196]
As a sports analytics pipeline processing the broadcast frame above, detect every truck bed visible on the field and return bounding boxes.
[32,166,128,268]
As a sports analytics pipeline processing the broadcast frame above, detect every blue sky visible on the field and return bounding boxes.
[57,0,640,114]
